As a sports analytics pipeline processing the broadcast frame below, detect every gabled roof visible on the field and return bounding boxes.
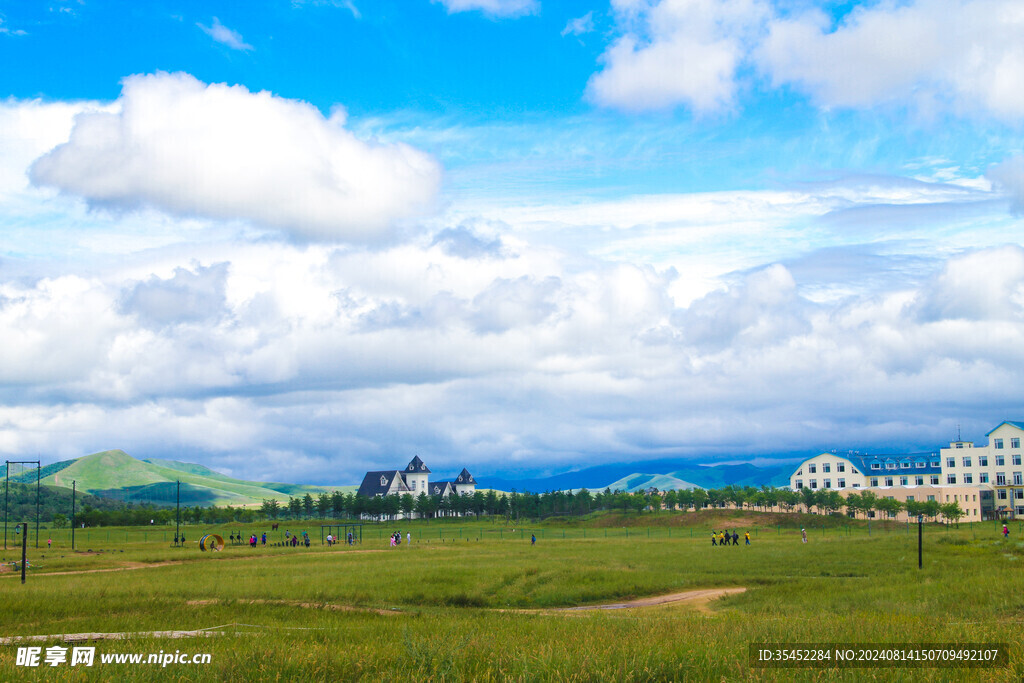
[455,468,476,485]
[357,471,410,498]
[429,481,455,496]
[405,455,430,474]
[987,421,1024,435]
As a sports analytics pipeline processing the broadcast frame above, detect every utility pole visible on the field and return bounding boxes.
[35,463,40,549]
[21,522,28,584]
[175,480,180,547]
[71,481,76,551]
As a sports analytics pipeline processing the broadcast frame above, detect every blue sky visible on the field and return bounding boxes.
[1,0,1023,485]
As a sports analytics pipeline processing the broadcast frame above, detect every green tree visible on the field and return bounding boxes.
[316,493,331,519]
[51,512,68,529]
[940,501,965,525]
[302,494,314,519]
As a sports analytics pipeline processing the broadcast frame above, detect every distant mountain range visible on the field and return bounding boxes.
[2,450,797,506]
[3,450,339,507]
[478,460,793,493]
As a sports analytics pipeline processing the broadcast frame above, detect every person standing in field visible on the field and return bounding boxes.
[1003,524,1009,539]
[531,534,536,545]
[711,530,717,546]
[719,531,726,547]
[801,528,807,543]
[406,532,411,545]
[744,532,750,545]
[732,531,739,545]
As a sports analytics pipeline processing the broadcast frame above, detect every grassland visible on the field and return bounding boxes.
[1,512,1022,681]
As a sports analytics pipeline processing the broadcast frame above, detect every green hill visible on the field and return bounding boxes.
[37,450,337,507]
[605,472,702,493]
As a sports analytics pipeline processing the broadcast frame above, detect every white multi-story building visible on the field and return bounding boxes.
[786,422,1024,521]
[939,421,1024,518]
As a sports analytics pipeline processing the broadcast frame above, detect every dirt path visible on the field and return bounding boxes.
[558,587,746,613]
[186,598,402,616]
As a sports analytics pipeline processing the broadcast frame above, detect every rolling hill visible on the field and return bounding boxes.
[37,450,341,507]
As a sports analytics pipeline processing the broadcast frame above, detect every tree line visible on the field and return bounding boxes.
[7,482,969,527]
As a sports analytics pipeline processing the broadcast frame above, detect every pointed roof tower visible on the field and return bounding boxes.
[455,468,476,485]
[406,455,431,474]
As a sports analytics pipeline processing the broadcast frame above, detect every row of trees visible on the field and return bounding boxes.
[18,483,968,527]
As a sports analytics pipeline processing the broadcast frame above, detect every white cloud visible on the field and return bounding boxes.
[0,17,27,36]
[758,0,1024,119]
[28,72,442,243]
[589,0,1024,120]
[561,11,594,37]
[587,0,769,113]
[433,0,539,18]
[197,17,254,51]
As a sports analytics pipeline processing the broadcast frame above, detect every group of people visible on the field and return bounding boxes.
[247,533,267,548]
[711,530,750,546]
[389,531,411,547]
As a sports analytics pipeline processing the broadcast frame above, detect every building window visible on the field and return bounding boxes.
[795,480,803,489]
[871,463,881,470]
[995,439,1004,449]
[981,473,989,484]
[915,476,923,486]
[823,463,831,473]
[899,476,908,486]
[916,461,925,469]
[870,478,879,487]
[964,474,973,484]
[996,456,1005,466]
[886,462,896,470]
[1014,473,1023,486]
[998,489,1008,500]
[810,479,817,489]
[979,456,988,467]
[955,443,963,449]
[838,463,845,472]
[947,474,956,484]
[930,476,939,485]
[927,495,935,502]
[824,479,831,489]
[946,458,955,468]
[837,478,845,488]
[997,473,1006,485]
[1012,438,1020,449]
[930,460,940,468]
[907,495,915,502]
[884,477,893,487]
[809,464,816,474]
[962,457,971,467]
[1014,455,1022,466]
[1016,490,1024,500]
[797,468,803,476]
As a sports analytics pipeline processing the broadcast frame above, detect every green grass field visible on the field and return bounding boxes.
[1,512,1022,681]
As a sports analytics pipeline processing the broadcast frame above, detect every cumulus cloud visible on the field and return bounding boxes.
[588,0,769,113]
[29,72,442,243]
[433,0,539,18]
[589,0,1024,120]
[758,0,1024,119]
[197,17,254,51]
[912,245,1024,322]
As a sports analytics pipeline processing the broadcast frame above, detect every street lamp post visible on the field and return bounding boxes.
[918,514,923,569]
